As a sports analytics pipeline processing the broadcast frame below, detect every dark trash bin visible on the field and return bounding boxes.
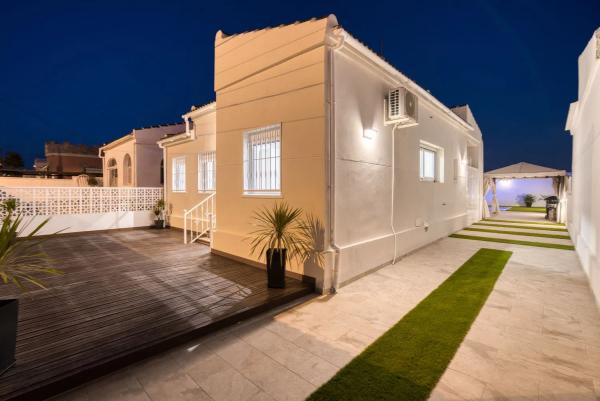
[545,196,559,221]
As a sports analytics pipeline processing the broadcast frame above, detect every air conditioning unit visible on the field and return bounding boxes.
[385,87,418,126]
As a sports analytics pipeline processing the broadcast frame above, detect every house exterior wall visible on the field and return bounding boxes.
[102,137,135,187]
[332,47,483,285]
[101,124,183,187]
[211,17,334,280]
[163,112,216,229]
[567,28,600,307]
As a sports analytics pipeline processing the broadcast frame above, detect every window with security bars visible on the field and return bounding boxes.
[172,157,186,192]
[198,151,216,192]
[243,124,281,194]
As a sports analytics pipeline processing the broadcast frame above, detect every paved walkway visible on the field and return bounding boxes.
[53,214,600,401]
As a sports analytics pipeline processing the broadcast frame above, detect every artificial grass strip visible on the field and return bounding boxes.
[507,206,546,213]
[483,218,565,226]
[474,222,568,232]
[464,227,571,240]
[450,234,575,250]
[308,248,512,401]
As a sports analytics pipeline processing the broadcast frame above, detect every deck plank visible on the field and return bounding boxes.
[0,229,313,401]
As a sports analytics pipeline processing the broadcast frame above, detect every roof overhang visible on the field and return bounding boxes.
[156,132,191,148]
[485,171,567,179]
[98,133,134,157]
[330,28,478,141]
[182,101,216,120]
[565,101,579,134]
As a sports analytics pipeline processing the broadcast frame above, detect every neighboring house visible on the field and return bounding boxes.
[99,123,184,187]
[157,103,216,228]
[566,27,600,306]
[44,141,102,176]
[163,15,484,292]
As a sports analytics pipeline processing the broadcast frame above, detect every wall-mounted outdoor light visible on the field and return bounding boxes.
[363,128,377,139]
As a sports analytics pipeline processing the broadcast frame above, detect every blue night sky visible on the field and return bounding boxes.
[1,0,598,171]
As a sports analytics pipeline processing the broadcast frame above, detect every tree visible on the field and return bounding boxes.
[2,152,24,169]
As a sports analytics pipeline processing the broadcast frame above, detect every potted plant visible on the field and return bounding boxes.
[523,194,536,208]
[153,199,165,228]
[0,199,62,376]
[248,202,320,288]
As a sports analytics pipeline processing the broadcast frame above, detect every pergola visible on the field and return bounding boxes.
[483,162,568,222]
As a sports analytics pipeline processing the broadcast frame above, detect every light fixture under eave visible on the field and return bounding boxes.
[363,128,377,139]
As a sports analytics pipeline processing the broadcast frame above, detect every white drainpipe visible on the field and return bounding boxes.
[326,31,345,293]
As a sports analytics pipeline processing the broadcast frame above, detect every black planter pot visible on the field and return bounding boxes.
[266,248,286,288]
[0,299,18,376]
[154,219,164,229]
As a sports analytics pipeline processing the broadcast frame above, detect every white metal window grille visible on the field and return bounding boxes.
[243,124,281,194]
[0,187,163,217]
[198,151,216,192]
[419,146,437,181]
[172,157,186,192]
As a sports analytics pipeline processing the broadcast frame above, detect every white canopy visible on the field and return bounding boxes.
[485,162,566,179]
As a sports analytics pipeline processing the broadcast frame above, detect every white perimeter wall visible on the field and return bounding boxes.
[332,50,483,285]
[19,211,155,236]
[568,29,600,307]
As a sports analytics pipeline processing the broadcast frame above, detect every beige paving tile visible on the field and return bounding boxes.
[86,371,150,401]
[185,353,260,401]
[429,368,486,401]
[215,337,315,401]
[140,373,210,401]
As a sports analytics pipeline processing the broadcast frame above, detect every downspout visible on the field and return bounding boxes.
[158,141,168,228]
[327,30,345,293]
[391,124,400,265]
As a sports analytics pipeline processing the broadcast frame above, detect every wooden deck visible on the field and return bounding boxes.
[0,229,313,401]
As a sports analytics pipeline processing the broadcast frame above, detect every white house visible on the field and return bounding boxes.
[566,27,600,306]
[162,15,484,292]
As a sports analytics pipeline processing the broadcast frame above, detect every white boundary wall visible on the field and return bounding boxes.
[567,28,600,307]
[0,187,162,236]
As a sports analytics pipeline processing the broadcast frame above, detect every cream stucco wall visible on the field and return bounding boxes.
[102,137,135,187]
[211,17,334,279]
[0,176,81,187]
[332,47,483,285]
[163,110,216,229]
[101,124,183,187]
[567,28,600,307]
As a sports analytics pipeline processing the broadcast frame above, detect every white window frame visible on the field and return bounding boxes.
[123,154,132,186]
[172,156,186,192]
[198,151,216,192]
[419,141,444,183]
[243,124,281,196]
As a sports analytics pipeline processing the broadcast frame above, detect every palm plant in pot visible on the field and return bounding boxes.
[248,202,321,288]
[0,199,62,376]
[523,194,537,208]
[153,199,166,228]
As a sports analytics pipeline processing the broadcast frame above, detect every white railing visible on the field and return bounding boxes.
[184,193,215,244]
[0,187,163,217]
